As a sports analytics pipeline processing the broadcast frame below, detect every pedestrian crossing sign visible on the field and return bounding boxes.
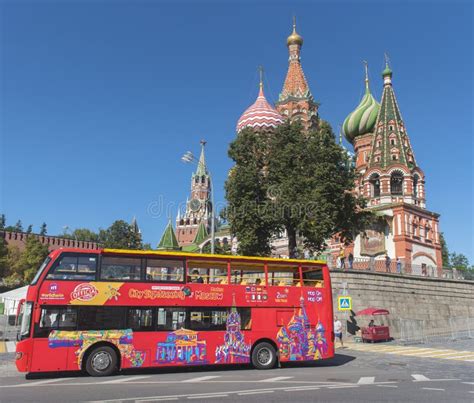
[338,296,352,311]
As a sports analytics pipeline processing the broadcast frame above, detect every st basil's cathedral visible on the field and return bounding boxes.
[162,20,442,270]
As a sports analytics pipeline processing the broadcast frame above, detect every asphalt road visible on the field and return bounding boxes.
[1,343,473,402]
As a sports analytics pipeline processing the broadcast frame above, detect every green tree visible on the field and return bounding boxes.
[14,220,23,232]
[450,252,469,269]
[0,214,5,229]
[40,222,47,235]
[224,128,275,256]
[142,243,153,250]
[439,232,450,266]
[99,220,143,249]
[72,228,99,242]
[202,241,232,255]
[0,238,9,279]
[6,237,49,285]
[271,121,367,257]
[26,225,33,234]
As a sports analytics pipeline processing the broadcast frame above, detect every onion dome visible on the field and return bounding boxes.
[342,63,380,143]
[237,80,284,133]
[287,18,303,47]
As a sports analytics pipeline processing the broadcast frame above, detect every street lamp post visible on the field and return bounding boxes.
[181,149,215,254]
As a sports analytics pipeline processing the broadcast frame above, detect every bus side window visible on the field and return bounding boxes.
[35,307,77,338]
[237,308,251,330]
[128,308,153,331]
[156,307,186,331]
[100,257,141,281]
[145,259,184,283]
[46,254,97,280]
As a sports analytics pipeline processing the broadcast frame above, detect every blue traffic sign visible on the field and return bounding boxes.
[338,296,352,311]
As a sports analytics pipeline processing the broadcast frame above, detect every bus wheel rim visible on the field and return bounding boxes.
[257,347,272,366]
[92,351,111,372]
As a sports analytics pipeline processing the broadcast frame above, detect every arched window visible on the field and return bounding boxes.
[195,176,199,183]
[201,176,206,184]
[413,175,419,199]
[369,174,381,197]
[391,171,404,195]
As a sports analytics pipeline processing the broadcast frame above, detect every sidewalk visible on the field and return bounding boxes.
[0,341,16,354]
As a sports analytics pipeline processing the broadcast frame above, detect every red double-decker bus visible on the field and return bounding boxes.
[15,248,334,376]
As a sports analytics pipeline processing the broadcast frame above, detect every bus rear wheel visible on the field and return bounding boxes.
[251,342,277,370]
[85,346,118,377]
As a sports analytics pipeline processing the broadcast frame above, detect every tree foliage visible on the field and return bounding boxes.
[40,222,47,235]
[439,232,450,266]
[99,220,143,249]
[4,237,49,285]
[224,128,275,256]
[225,121,370,257]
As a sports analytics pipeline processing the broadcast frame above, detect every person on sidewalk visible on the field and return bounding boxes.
[348,253,354,270]
[396,257,402,274]
[339,247,346,270]
[334,316,344,348]
[385,254,391,273]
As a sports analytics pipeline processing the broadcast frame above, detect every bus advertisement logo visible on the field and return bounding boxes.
[71,283,99,302]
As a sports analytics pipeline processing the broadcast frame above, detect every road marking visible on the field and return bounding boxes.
[0,378,67,388]
[462,382,474,385]
[238,390,274,395]
[327,385,359,389]
[377,385,398,388]
[100,375,150,384]
[412,374,430,382]
[188,395,228,399]
[259,376,293,382]
[284,387,320,392]
[182,376,221,383]
[0,342,5,353]
[137,399,179,402]
[6,341,16,352]
[422,387,445,391]
[357,377,375,385]
[444,354,474,360]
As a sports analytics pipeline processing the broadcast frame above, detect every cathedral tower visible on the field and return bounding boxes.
[176,141,212,246]
[275,18,319,131]
[341,59,442,270]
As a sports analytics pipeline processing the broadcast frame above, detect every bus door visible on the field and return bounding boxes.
[30,306,75,372]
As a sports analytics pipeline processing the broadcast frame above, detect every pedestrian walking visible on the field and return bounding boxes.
[334,316,344,348]
[385,254,391,273]
[339,247,345,270]
[348,253,354,270]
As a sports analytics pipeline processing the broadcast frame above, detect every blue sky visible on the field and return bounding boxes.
[1,1,472,261]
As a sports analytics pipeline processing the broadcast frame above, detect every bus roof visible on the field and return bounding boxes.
[103,248,326,266]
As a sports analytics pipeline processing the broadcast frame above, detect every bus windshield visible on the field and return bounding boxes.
[30,257,52,285]
[19,302,33,340]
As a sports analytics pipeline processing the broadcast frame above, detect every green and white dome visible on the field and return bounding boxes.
[343,71,380,144]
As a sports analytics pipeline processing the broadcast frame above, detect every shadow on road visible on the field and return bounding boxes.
[25,353,357,380]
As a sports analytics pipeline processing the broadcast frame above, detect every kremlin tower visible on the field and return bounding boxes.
[341,60,442,270]
[175,141,213,246]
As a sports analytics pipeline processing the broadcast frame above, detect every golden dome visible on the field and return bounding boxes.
[287,21,303,47]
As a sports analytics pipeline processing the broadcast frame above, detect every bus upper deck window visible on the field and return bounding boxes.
[46,254,97,281]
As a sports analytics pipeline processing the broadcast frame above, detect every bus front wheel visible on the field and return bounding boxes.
[251,342,277,370]
[85,345,118,377]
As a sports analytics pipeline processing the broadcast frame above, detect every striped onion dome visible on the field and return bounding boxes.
[237,84,284,133]
[342,78,380,144]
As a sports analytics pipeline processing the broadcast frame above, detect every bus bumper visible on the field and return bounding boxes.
[15,339,31,373]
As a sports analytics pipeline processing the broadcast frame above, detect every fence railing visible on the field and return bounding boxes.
[327,256,466,280]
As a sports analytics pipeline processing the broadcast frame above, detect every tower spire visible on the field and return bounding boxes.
[258,65,264,96]
[363,60,370,92]
[196,140,207,176]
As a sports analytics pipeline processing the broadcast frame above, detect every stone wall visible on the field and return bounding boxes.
[330,270,474,339]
